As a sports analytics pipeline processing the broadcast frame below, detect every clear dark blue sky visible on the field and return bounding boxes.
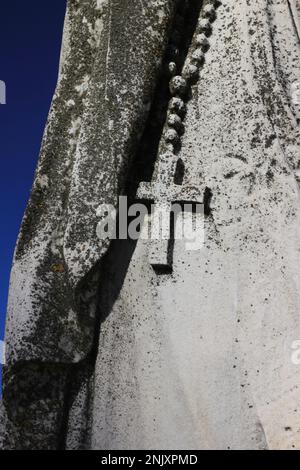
[0,1,67,353]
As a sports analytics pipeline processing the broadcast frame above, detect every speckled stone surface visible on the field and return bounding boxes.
[1,0,300,450]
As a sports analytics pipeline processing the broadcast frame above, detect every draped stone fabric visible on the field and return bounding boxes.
[1,0,300,450]
[0,0,176,449]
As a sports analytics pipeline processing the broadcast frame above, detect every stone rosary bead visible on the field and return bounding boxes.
[203,4,216,20]
[195,33,209,50]
[164,128,180,144]
[191,49,205,64]
[198,18,212,34]
[168,61,177,76]
[182,63,199,81]
[169,75,187,96]
[167,113,183,131]
[168,97,186,116]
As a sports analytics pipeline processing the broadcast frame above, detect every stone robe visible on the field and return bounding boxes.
[1,0,300,450]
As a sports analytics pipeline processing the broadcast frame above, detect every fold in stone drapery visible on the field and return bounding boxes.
[3,0,176,367]
[88,0,300,450]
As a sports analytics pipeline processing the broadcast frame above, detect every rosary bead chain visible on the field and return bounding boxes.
[163,0,220,149]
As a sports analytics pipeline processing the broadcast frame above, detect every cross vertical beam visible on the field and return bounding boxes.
[137,176,205,271]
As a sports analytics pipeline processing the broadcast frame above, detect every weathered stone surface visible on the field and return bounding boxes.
[1,0,176,449]
[90,0,300,449]
[2,0,300,450]
[4,0,175,365]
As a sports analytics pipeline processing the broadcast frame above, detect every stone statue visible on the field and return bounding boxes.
[1,0,300,450]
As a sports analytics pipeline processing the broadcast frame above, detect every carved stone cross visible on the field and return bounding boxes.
[137,151,205,271]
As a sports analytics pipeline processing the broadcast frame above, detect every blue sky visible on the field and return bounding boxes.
[0,1,67,380]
